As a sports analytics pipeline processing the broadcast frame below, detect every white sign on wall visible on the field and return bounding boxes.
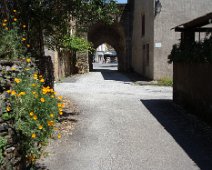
[155,43,162,48]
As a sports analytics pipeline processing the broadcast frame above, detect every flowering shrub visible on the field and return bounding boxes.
[0,8,63,166]
[1,58,63,164]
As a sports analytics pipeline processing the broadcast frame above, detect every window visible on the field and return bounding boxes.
[141,14,145,37]
[146,44,149,66]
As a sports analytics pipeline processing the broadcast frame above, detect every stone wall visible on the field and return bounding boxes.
[0,61,22,170]
[44,48,90,81]
[173,63,212,125]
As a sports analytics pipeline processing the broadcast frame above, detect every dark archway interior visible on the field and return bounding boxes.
[88,22,126,71]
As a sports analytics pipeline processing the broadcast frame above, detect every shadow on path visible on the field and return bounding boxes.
[141,99,212,170]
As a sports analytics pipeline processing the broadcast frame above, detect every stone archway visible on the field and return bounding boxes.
[88,22,126,71]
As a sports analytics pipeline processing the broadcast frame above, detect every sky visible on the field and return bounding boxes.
[116,0,128,3]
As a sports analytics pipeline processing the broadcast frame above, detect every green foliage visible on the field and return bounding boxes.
[63,35,93,53]
[16,0,118,51]
[0,27,25,59]
[2,59,64,163]
[168,34,212,63]
[157,78,173,87]
[0,136,7,165]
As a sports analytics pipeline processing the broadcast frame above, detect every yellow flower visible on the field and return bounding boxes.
[40,78,45,83]
[3,19,7,22]
[40,98,45,103]
[6,106,11,112]
[32,91,36,95]
[14,78,21,83]
[57,134,62,139]
[31,133,36,139]
[33,74,38,80]
[27,44,30,48]
[23,25,26,28]
[6,90,11,94]
[11,67,16,71]
[33,115,38,120]
[2,23,6,27]
[58,96,63,100]
[11,90,16,96]
[50,113,54,118]
[26,58,31,63]
[59,108,63,112]
[13,18,17,22]
[18,92,26,96]
[38,125,43,130]
[51,95,55,98]
[25,68,30,71]
[58,103,62,108]
[30,112,34,116]
[47,120,54,127]
[5,27,8,30]
[32,84,37,87]
[13,9,17,13]
[59,111,63,115]
[22,37,26,41]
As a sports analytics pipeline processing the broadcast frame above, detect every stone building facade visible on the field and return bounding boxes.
[131,0,212,79]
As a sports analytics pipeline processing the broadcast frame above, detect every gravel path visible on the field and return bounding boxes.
[41,64,212,170]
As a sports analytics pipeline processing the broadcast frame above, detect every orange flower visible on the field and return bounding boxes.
[13,18,17,22]
[6,106,11,112]
[22,37,26,41]
[11,90,16,96]
[26,58,31,63]
[30,112,34,116]
[57,134,62,139]
[18,92,26,96]
[40,78,45,83]
[31,133,36,138]
[33,115,38,120]
[40,98,45,103]
[58,96,63,100]
[38,125,43,130]
[47,120,54,127]
[6,90,11,94]
[14,78,21,83]
[33,74,38,80]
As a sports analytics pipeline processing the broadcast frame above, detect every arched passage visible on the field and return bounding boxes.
[88,22,126,71]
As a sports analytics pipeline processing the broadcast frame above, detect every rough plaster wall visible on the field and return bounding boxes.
[154,0,212,79]
[131,0,154,79]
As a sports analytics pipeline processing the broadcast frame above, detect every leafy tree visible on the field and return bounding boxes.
[0,0,119,55]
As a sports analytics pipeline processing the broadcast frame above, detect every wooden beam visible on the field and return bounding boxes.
[175,27,212,32]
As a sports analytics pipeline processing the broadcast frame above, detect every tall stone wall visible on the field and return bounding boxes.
[0,61,23,170]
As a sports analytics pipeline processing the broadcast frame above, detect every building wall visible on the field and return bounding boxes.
[131,0,154,79]
[154,0,212,79]
[131,0,212,80]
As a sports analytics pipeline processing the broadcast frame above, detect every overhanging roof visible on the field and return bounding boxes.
[173,12,212,32]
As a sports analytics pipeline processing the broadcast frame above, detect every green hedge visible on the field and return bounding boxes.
[168,35,212,63]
